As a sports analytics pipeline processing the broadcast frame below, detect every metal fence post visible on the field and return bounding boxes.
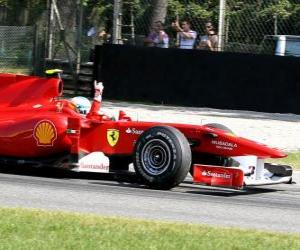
[47,0,54,59]
[113,0,122,44]
[218,0,226,52]
[75,0,83,94]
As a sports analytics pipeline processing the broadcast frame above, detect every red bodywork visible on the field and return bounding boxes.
[0,74,285,159]
[0,73,289,189]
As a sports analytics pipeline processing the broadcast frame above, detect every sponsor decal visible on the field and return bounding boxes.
[211,140,238,151]
[79,163,109,171]
[78,152,109,173]
[56,101,64,112]
[125,128,143,135]
[33,120,57,147]
[107,129,119,147]
[202,170,232,179]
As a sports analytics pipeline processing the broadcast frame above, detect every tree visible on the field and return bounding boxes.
[150,0,168,27]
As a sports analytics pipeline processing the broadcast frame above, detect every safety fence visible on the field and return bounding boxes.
[113,0,299,53]
[0,26,35,74]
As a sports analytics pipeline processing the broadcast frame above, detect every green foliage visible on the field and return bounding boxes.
[259,0,293,19]
[0,0,46,25]
[225,0,299,45]
[0,0,7,7]
[86,0,114,30]
[167,0,218,22]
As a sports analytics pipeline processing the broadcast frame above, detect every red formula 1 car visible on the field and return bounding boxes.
[0,71,293,190]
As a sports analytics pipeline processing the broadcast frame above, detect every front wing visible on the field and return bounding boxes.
[193,156,293,189]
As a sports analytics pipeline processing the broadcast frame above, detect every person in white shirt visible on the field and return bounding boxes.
[172,20,197,49]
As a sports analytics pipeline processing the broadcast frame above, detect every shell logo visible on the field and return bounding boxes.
[33,120,57,146]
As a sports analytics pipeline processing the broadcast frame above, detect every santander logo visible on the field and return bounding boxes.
[202,170,232,179]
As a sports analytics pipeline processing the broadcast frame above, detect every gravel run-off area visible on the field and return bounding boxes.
[102,101,300,152]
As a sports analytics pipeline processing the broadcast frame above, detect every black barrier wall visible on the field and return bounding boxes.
[94,44,300,114]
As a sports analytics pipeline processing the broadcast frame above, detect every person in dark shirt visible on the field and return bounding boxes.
[197,22,218,51]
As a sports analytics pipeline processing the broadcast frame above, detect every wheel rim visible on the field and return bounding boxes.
[141,139,172,176]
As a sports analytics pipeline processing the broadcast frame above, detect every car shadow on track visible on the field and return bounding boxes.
[0,165,143,187]
[0,165,282,197]
[181,185,279,197]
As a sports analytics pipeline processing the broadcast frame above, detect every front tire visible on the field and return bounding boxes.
[133,126,191,190]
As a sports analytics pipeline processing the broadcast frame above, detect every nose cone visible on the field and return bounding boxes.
[263,147,287,159]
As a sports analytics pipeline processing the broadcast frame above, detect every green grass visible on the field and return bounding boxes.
[270,151,300,171]
[0,208,299,250]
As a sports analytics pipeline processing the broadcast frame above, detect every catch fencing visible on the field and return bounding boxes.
[0,26,35,74]
[112,0,299,53]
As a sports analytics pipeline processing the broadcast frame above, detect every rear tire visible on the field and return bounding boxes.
[133,126,191,190]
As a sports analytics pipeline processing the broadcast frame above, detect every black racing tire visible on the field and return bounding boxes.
[133,126,191,190]
[204,123,234,134]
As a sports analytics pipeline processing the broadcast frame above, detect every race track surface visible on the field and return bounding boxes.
[0,167,299,233]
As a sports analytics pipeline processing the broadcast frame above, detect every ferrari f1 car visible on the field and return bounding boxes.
[0,71,293,190]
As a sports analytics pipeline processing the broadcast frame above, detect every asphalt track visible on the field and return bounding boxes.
[0,166,299,233]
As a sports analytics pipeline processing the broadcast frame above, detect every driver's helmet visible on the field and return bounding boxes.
[70,96,91,115]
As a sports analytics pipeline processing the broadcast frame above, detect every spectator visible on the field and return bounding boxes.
[144,21,169,48]
[98,30,111,43]
[197,22,218,51]
[172,20,197,49]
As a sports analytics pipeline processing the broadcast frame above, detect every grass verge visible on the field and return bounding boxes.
[0,208,299,250]
[270,151,300,171]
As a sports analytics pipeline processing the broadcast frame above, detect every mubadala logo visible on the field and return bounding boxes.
[211,140,237,148]
[202,170,231,179]
[126,128,143,135]
[211,140,238,150]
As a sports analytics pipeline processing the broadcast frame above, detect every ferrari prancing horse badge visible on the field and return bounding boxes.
[107,129,119,147]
